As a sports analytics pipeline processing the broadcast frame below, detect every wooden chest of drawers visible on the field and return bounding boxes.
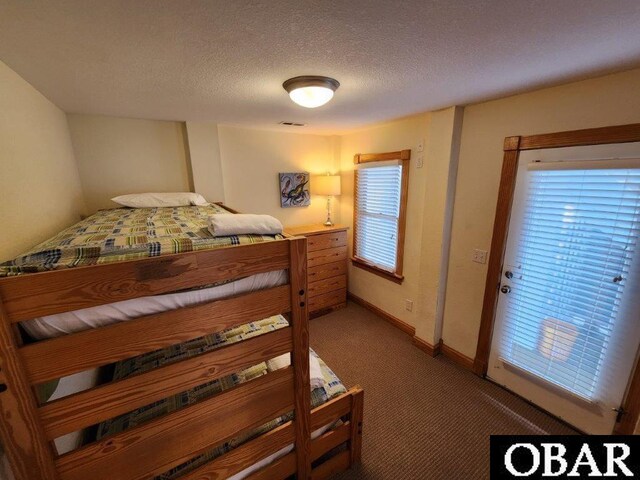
[285,224,348,317]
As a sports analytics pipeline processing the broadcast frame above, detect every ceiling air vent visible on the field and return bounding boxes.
[279,121,306,127]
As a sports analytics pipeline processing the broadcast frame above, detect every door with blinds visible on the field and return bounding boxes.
[488,143,640,434]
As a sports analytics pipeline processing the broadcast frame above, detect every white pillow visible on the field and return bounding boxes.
[111,192,209,208]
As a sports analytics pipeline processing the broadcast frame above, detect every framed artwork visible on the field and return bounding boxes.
[279,172,310,207]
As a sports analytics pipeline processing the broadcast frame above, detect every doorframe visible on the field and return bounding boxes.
[473,122,640,434]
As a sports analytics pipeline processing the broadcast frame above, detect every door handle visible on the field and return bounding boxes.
[500,285,511,294]
[504,270,513,279]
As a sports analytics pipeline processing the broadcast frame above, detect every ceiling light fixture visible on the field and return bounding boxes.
[282,76,340,108]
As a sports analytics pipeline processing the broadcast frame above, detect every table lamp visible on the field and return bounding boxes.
[314,174,341,226]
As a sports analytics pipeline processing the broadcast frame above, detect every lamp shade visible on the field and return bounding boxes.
[314,175,341,196]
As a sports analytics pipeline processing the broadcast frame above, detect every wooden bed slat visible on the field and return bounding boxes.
[40,327,293,439]
[21,285,291,383]
[311,450,350,480]
[180,389,359,480]
[310,392,352,431]
[244,452,296,480]
[55,368,295,480]
[0,240,290,322]
[311,422,351,462]
[179,422,295,480]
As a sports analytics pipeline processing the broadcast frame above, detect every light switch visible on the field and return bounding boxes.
[473,249,488,264]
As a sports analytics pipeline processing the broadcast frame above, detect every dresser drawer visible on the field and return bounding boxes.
[309,274,346,297]
[307,231,347,252]
[308,260,347,283]
[308,246,347,268]
[284,224,348,316]
[309,289,347,312]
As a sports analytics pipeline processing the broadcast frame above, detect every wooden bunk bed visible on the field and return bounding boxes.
[0,204,364,480]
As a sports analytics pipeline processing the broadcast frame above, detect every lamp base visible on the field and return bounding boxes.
[324,196,334,227]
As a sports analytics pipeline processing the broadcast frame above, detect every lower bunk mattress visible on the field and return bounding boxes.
[92,315,346,480]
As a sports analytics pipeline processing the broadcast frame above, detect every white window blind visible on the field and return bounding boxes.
[355,162,403,271]
[500,164,640,401]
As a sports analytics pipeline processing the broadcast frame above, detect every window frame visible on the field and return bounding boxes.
[352,149,411,284]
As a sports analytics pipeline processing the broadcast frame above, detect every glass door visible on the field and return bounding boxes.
[488,145,640,434]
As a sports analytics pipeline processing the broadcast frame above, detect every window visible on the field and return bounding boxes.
[352,150,410,283]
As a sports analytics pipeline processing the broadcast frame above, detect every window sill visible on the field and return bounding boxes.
[351,257,404,284]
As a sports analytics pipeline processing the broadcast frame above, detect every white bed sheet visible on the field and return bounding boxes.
[22,270,288,340]
[50,369,100,454]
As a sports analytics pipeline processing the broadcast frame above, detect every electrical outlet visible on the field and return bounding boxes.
[416,155,424,168]
[405,299,414,312]
[473,249,488,264]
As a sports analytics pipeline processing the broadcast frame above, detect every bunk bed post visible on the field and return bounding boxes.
[349,387,364,464]
[288,237,311,479]
[0,301,58,480]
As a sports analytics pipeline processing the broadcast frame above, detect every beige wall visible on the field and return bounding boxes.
[61,116,340,226]
[217,126,339,226]
[185,122,225,203]
[339,114,431,327]
[338,109,463,337]
[414,107,463,343]
[0,61,85,261]
[442,68,640,359]
[67,114,192,213]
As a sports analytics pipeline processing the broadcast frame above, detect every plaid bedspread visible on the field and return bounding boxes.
[96,315,346,480]
[0,204,284,276]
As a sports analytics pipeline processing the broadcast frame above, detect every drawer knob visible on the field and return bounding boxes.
[299,289,305,296]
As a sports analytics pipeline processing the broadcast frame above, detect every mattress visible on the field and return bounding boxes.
[94,315,347,480]
[0,204,287,339]
[0,204,284,276]
[21,269,287,339]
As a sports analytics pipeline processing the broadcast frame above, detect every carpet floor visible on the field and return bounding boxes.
[309,302,576,480]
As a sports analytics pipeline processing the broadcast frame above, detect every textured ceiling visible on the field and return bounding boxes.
[1,0,639,133]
